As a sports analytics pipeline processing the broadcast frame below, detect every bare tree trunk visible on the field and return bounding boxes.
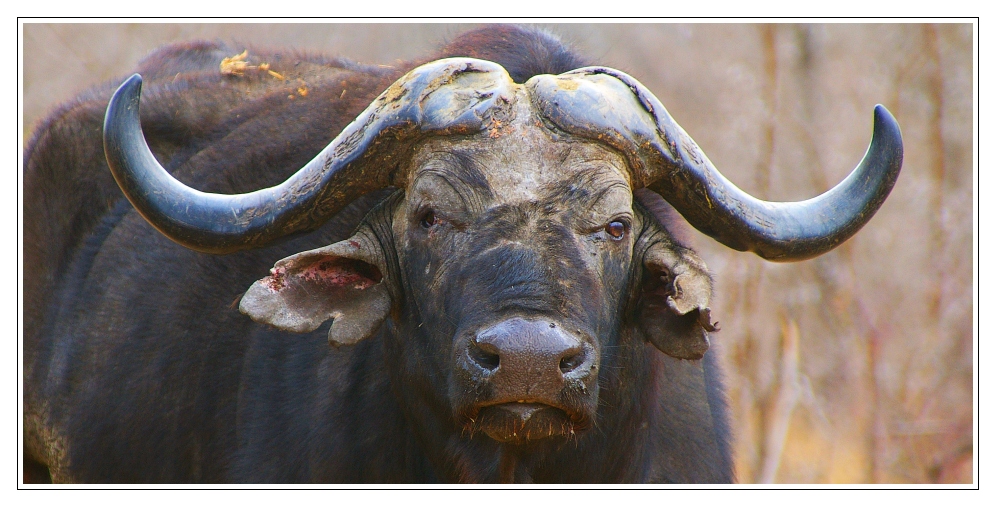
[757,24,779,195]
[923,24,948,322]
[756,318,801,483]
[866,321,888,483]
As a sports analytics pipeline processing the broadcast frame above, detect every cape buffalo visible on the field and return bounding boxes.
[23,25,902,483]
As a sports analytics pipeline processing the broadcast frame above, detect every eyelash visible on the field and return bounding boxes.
[419,208,438,229]
[603,218,630,240]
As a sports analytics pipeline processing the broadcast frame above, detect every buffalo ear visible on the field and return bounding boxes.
[637,242,719,360]
[239,228,391,347]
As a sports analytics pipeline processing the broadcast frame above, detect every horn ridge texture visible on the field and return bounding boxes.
[107,58,902,260]
[654,104,903,261]
[526,67,903,262]
[103,60,516,253]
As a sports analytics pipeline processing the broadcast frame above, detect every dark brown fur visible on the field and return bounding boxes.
[23,25,730,483]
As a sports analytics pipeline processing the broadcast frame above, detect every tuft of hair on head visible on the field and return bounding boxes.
[634,188,694,248]
[438,24,590,83]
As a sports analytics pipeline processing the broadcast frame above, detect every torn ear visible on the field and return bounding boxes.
[637,242,719,360]
[239,228,391,347]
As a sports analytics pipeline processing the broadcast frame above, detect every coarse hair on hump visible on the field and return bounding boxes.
[437,24,590,83]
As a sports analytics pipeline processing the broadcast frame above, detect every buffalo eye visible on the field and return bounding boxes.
[420,209,437,229]
[605,220,627,240]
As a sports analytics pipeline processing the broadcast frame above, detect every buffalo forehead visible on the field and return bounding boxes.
[409,120,632,210]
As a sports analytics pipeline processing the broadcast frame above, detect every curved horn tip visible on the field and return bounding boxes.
[125,72,143,87]
[105,74,145,130]
[874,103,893,121]
[873,104,902,140]
[118,73,144,101]
[867,103,904,187]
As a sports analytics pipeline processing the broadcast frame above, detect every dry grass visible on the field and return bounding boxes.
[21,22,976,484]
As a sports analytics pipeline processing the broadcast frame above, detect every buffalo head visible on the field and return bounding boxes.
[102,58,902,446]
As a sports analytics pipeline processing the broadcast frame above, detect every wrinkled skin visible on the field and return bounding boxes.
[26,26,733,483]
[239,92,722,481]
[396,126,634,441]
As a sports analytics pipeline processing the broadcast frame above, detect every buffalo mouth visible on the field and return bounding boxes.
[467,402,588,444]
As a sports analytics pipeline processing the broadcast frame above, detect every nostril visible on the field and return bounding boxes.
[559,350,586,374]
[469,341,500,371]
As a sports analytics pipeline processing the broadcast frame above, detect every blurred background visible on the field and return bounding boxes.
[21,22,975,484]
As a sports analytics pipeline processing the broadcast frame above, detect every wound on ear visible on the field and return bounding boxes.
[263,258,382,293]
[240,244,391,337]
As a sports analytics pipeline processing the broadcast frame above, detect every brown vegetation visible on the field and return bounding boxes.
[22,22,975,484]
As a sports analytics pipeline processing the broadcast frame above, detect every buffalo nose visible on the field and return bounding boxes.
[468,318,592,393]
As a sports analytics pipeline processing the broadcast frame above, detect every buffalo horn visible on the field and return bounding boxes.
[103,59,516,253]
[526,67,903,261]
